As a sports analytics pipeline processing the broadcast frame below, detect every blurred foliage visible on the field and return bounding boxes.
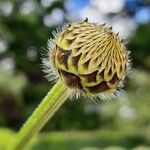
[128,24,150,69]
[0,127,149,150]
[0,0,150,149]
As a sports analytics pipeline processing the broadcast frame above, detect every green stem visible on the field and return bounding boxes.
[7,80,68,150]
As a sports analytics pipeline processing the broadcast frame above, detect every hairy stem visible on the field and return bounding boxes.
[8,80,68,150]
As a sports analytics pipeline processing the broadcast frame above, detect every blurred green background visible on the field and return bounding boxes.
[0,0,150,150]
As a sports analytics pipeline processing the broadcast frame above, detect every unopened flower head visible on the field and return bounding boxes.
[44,19,131,100]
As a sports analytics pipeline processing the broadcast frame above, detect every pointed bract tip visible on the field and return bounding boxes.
[68,23,71,27]
[102,23,106,26]
[84,17,88,22]
[121,39,125,43]
[116,32,119,36]
[109,26,112,30]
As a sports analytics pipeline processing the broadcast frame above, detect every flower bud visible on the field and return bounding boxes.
[48,20,130,97]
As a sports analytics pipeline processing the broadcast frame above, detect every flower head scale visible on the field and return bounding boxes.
[44,19,131,100]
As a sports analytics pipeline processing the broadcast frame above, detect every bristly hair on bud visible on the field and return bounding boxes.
[42,20,131,101]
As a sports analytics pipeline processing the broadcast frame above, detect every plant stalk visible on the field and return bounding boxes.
[7,80,68,150]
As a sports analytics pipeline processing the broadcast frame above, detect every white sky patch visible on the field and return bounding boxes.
[41,0,55,8]
[0,1,13,16]
[43,8,64,27]
[19,0,38,15]
[111,16,137,39]
[80,6,106,23]
[91,0,124,14]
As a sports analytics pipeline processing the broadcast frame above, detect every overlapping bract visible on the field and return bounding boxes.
[51,21,129,95]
